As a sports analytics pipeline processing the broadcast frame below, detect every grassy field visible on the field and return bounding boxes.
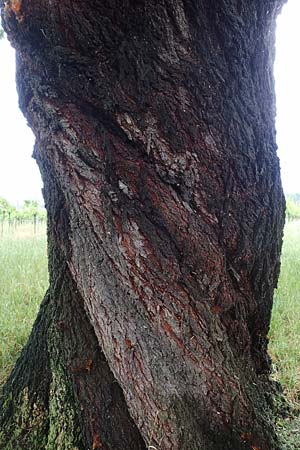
[270,220,300,404]
[0,223,48,386]
[0,221,299,445]
[269,221,300,447]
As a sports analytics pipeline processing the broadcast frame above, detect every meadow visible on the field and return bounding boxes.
[269,220,300,447]
[0,222,48,386]
[0,220,299,445]
[269,221,300,403]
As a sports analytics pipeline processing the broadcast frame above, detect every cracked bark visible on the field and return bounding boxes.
[0,1,286,449]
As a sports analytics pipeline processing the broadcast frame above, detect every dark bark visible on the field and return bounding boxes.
[0,175,145,450]
[1,1,286,449]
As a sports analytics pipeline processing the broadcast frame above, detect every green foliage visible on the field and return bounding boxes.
[0,27,4,40]
[22,200,39,219]
[286,195,300,221]
[0,198,46,226]
[0,197,15,215]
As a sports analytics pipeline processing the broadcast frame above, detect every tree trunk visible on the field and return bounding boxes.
[1,1,286,449]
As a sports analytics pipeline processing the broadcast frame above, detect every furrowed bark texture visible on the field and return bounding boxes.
[1,1,286,449]
[0,176,146,450]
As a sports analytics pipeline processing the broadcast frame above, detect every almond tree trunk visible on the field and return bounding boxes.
[0,1,286,449]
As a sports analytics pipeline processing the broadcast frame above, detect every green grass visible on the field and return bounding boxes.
[0,223,48,386]
[269,220,300,405]
[269,221,300,448]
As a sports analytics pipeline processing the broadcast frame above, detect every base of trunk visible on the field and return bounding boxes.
[0,267,145,450]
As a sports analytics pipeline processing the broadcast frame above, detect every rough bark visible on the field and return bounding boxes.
[1,1,286,449]
[0,174,146,450]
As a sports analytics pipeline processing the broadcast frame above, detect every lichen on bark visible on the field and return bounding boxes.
[46,342,83,450]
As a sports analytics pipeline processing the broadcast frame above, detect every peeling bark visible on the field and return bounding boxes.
[0,1,286,449]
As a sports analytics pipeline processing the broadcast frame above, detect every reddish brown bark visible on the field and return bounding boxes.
[1,1,286,449]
